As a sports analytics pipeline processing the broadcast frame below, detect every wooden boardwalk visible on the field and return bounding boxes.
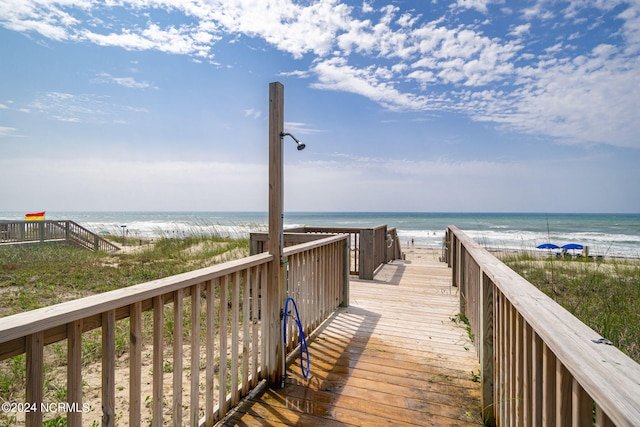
[221,250,483,426]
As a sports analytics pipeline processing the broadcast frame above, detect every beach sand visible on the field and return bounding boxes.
[402,246,446,263]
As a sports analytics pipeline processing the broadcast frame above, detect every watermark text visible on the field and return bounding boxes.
[2,401,91,414]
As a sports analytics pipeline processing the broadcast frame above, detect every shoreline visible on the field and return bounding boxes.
[4,210,639,257]
[400,246,640,263]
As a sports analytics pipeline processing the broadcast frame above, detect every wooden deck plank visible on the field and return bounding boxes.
[221,253,483,426]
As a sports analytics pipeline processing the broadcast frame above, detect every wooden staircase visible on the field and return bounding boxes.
[0,219,120,252]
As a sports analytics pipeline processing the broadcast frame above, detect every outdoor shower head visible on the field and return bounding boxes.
[280,132,306,151]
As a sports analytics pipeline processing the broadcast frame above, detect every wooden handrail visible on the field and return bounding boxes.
[0,220,119,252]
[250,225,402,279]
[283,233,347,256]
[251,227,363,276]
[284,235,350,351]
[0,254,273,348]
[446,225,640,426]
[0,234,349,426]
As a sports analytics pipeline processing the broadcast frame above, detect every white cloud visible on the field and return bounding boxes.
[0,0,220,58]
[244,108,261,119]
[28,91,147,123]
[207,0,352,59]
[0,126,18,137]
[336,4,415,59]
[80,22,216,58]
[509,23,531,37]
[375,20,522,88]
[464,43,640,148]
[278,70,310,78]
[522,3,556,21]
[453,0,504,14]
[283,122,323,135]
[618,3,640,54]
[93,73,155,89]
[311,56,428,111]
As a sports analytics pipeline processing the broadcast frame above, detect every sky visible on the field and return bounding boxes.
[1,0,639,213]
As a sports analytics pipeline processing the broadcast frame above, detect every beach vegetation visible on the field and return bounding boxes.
[0,232,250,426]
[498,252,640,363]
[450,312,475,343]
[0,235,249,317]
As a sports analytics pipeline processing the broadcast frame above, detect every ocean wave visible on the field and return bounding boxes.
[398,228,640,257]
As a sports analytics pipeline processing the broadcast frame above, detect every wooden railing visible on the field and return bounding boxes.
[445,226,640,426]
[0,234,348,426]
[0,220,119,252]
[284,234,350,350]
[251,224,402,279]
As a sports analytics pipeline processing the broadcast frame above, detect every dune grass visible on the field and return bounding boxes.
[498,252,640,363]
[0,235,249,317]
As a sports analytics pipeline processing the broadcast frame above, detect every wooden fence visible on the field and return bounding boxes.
[446,225,640,426]
[0,234,348,426]
[0,220,119,252]
[251,224,402,279]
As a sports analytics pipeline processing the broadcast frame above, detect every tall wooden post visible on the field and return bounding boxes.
[267,82,284,386]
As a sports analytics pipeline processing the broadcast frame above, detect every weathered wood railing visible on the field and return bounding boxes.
[446,225,640,426]
[284,234,350,351]
[251,224,402,279]
[0,220,119,252]
[0,234,348,426]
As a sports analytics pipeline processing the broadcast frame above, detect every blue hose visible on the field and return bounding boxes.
[283,297,310,379]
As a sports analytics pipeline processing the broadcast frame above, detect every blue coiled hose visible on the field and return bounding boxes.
[283,297,310,379]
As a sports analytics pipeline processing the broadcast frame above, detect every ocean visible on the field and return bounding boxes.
[1,211,639,258]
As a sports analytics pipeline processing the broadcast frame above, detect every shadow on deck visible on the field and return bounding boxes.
[221,250,483,426]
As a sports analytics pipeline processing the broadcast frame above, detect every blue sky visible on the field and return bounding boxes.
[1,0,639,213]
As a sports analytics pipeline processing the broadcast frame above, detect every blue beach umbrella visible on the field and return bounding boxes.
[561,243,584,256]
[537,243,560,249]
[561,243,584,250]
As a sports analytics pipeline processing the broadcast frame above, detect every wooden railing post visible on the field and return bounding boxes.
[38,221,45,242]
[381,225,388,264]
[445,229,451,266]
[249,233,262,255]
[129,302,142,427]
[459,246,467,314]
[67,319,83,427]
[25,332,44,427]
[450,228,459,285]
[340,235,350,307]
[172,289,184,426]
[102,310,116,427]
[480,271,495,425]
[19,221,25,241]
[359,228,374,280]
[152,296,164,426]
